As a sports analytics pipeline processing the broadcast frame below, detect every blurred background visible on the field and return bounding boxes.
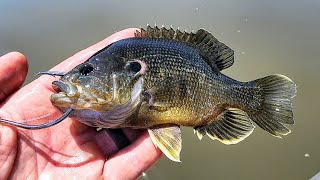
[0,0,319,179]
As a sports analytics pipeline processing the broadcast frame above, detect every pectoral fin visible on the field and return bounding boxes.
[148,125,182,162]
[195,108,255,144]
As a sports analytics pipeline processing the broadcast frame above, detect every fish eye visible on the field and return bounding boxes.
[79,64,94,76]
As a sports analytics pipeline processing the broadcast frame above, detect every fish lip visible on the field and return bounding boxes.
[51,81,80,108]
[52,81,79,98]
[52,81,69,93]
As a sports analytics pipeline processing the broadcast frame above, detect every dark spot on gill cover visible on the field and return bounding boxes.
[127,61,141,74]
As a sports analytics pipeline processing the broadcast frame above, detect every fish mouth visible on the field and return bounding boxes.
[51,81,80,107]
[52,81,79,97]
[52,81,68,93]
[50,81,111,111]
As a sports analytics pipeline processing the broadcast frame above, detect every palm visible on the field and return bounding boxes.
[1,77,103,178]
[0,29,162,179]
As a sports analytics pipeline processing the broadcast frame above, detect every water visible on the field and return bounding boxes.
[1,0,319,179]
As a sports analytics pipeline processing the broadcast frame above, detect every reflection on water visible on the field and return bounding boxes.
[1,0,319,179]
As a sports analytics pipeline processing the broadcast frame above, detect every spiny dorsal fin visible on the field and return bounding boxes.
[135,25,234,71]
[194,108,255,144]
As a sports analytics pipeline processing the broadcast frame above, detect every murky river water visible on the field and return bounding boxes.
[1,1,319,179]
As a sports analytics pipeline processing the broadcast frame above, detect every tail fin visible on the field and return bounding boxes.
[247,74,297,137]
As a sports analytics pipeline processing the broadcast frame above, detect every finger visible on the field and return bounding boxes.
[95,128,144,156]
[0,52,28,101]
[103,132,162,180]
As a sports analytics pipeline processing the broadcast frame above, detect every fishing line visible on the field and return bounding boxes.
[0,108,73,129]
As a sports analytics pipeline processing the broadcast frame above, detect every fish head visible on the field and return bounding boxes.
[50,59,138,112]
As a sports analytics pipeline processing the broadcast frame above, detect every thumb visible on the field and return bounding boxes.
[0,52,28,102]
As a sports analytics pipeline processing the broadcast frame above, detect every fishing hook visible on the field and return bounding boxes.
[0,108,73,129]
[35,71,66,77]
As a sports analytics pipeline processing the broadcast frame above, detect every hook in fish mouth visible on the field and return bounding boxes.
[0,72,76,129]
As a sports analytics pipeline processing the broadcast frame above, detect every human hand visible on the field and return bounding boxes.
[0,29,162,179]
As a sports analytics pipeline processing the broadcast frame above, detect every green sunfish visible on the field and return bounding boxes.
[0,26,297,162]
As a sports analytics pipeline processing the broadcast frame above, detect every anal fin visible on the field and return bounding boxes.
[148,125,182,162]
[195,108,255,144]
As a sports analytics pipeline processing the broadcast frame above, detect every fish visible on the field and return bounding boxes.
[0,26,297,162]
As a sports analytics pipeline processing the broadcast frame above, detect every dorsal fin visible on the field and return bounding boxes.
[134,25,234,71]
